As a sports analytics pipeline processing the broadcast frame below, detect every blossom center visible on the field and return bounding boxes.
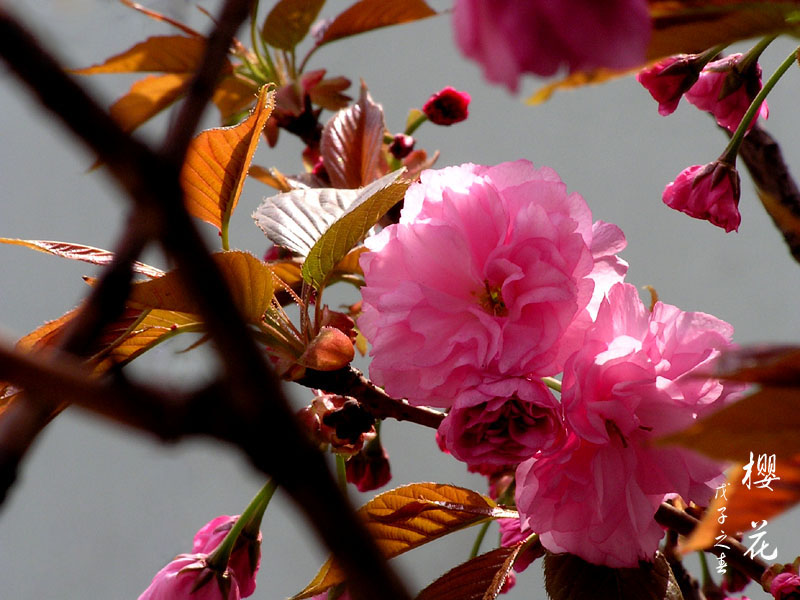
[478,280,508,317]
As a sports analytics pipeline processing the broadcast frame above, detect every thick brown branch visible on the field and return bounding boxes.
[298,367,445,429]
[738,125,800,264]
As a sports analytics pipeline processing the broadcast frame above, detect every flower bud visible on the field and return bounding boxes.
[138,554,240,600]
[193,516,261,598]
[662,160,741,232]
[388,134,415,159]
[345,440,391,492]
[422,87,471,125]
[637,54,705,116]
[298,394,376,456]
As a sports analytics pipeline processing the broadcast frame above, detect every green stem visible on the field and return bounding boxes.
[541,376,562,393]
[722,44,797,163]
[249,0,277,80]
[698,550,713,587]
[336,454,349,492]
[404,113,427,136]
[220,219,230,251]
[207,479,277,571]
[469,520,491,559]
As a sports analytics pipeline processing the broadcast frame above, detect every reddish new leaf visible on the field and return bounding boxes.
[119,0,203,38]
[711,345,800,386]
[320,81,386,188]
[109,73,192,133]
[317,0,436,46]
[181,86,275,231]
[72,36,206,74]
[0,238,163,278]
[262,0,325,50]
[416,545,522,600]
[292,483,513,599]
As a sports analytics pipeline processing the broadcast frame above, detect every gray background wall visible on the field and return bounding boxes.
[1,1,799,598]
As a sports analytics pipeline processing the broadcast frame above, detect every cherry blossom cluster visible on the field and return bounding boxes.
[358,161,744,568]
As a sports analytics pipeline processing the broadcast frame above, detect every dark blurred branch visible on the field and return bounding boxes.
[299,367,445,429]
[0,5,410,599]
[738,125,800,264]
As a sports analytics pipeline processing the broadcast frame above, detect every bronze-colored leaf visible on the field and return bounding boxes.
[544,551,684,600]
[72,35,206,74]
[126,251,275,323]
[180,86,275,232]
[119,0,203,38]
[292,483,511,599]
[711,345,800,386]
[527,69,627,105]
[262,0,325,50]
[682,456,800,552]
[109,73,192,133]
[0,238,163,278]
[320,81,386,188]
[249,165,293,191]
[212,76,259,122]
[316,0,436,46]
[415,545,522,600]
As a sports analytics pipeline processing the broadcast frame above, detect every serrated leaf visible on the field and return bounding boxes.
[682,456,800,552]
[180,86,275,231]
[249,165,292,191]
[72,35,206,74]
[320,81,386,189]
[0,238,163,278]
[212,76,259,122]
[544,551,684,600]
[316,0,436,46]
[302,179,408,287]
[262,0,325,50]
[415,545,521,600]
[658,387,800,461]
[253,169,402,257]
[110,73,192,133]
[126,251,274,323]
[292,482,508,599]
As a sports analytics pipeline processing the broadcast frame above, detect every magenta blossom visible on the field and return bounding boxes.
[685,54,768,133]
[516,283,744,567]
[499,518,540,573]
[359,161,627,407]
[453,0,650,92]
[637,54,705,116]
[138,554,240,600]
[437,376,563,467]
[770,572,800,599]
[422,87,471,125]
[192,516,261,598]
[663,160,741,232]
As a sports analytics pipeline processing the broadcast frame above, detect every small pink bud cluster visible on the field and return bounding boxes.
[138,516,261,600]
[297,393,376,456]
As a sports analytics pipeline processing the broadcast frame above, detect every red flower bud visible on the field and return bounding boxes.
[422,87,471,125]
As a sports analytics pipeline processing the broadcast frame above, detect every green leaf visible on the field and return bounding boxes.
[316,0,436,46]
[544,552,684,600]
[262,0,325,50]
[253,169,404,257]
[292,482,514,599]
[415,545,523,600]
[301,175,409,288]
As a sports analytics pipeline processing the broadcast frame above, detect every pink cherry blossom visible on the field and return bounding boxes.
[192,516,261,598]
[437,376,563,467]
[359,161,627,407]
[663,161,741,232]
[452,0,650,92]
[685,54,768,133]
[771,572,800,599]
[516,283,745,567]
[637,54,704,116]
[498,518,539,573]
[138,554,240,600]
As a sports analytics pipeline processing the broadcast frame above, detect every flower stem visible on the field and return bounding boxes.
[336,454,348,492]
[469,520,491,559]
[722,43,797,163]
[541,376,562,393]
[698,550,713,587]
[207,479,277,570]
[249,0,277,82]
[404,113,427,136]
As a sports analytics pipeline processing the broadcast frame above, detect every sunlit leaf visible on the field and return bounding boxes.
[0,238,163,278]
[180,86,275,231]
[253,169,403,257]
[544,551,684,600]
[320,81,386,188]
[658,387,800,461]
[126,251,275,323]
[316,0,436,46]
[212,76,259,122]
[249,165,293,191]
[15,308,81,353]
[527,69,626,105]
[109,73,192,133]
[292,482,514,599]
[302,177,409,287]
[415,544,523,600]
[72,36,206,74]
[682,456,800,552]
[262,0,325,50]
